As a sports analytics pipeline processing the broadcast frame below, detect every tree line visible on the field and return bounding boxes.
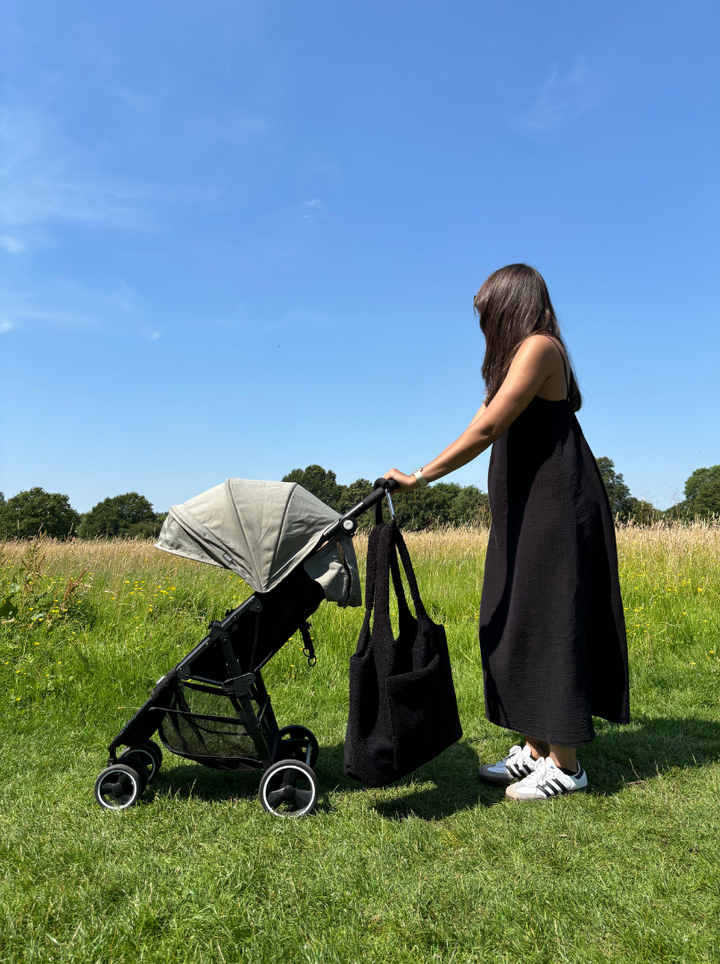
[0,491,165,541]
[0,461,718,540]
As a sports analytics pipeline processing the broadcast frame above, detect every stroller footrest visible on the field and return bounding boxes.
[223,673,256,697]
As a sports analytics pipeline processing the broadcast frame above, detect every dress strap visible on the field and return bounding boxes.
[541,333,570,400]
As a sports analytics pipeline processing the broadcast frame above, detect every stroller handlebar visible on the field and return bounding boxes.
[320,478,399,541]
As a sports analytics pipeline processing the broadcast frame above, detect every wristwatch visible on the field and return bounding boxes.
[412,468,429,488]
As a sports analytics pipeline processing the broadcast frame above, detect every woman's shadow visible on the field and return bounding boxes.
[325,715,720,820]
[147,715,720,818]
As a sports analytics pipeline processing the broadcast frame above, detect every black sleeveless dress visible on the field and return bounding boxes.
[478,344,630,746]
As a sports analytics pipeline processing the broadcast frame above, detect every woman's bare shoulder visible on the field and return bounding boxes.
[517,332,561,356]
[517,334,569,400]
[509,333,561,371]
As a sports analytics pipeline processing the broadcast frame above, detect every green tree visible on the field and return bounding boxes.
[390,483,490,531]
[448,484,491,527]
[78,493,157,539]
[683,465,720,518]
[282,466,343,511]
[336,478,374,516]
[0,487,81,539]
[400,483,461,531]
[596,457,634,519]
[624,497,662,525]
[283,467,490,529]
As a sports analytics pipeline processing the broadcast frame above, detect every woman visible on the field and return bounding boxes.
[385,264,630,802]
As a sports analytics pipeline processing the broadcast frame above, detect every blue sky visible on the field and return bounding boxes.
[1,0,718,512]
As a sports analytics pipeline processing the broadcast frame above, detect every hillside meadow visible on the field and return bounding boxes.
[0,524,718,964]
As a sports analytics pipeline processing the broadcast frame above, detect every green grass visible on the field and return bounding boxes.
[1,527,719,964]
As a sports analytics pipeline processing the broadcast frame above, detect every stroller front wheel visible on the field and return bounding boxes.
[259,760,318,819]
[94,763,144,811]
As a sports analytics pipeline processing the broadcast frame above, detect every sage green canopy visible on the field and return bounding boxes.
[155,479,360,607]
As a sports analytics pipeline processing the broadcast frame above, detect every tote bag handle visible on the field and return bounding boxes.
[362,522,417,638]
[373,523,428,627]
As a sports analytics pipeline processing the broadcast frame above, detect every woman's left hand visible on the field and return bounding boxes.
[384,468,418,492]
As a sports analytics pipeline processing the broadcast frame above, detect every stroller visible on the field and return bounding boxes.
[94,477,395,818]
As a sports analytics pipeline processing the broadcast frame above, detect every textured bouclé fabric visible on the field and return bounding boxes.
[345,522,462,786]
[479,391,630,747]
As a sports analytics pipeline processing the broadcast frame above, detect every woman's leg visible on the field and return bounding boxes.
[523,735,549,760]
[549,744,577,772]
[524,736,578,772]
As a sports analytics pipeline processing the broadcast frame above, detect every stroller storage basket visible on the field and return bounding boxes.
[159,678,265,768]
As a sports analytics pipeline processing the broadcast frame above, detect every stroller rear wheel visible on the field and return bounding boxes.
[143,740,163,776]
[119,743,162,783]
[118,748,153,793]
[277,725,319,768]
[94,763,144,811]
[259,760,318,818]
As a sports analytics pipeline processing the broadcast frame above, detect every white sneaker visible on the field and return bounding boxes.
[505,757,589,801]
[479,744,542,785]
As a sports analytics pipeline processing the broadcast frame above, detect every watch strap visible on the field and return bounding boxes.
[413,468,429,489]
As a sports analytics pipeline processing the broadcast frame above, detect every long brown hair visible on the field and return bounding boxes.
[474,263,582,411]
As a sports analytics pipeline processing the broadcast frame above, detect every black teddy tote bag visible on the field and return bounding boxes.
[344,519,463,787]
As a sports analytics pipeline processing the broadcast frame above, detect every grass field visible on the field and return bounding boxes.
[1,525,718,964]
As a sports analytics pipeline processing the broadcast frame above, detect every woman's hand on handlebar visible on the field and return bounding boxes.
[384,468,418,492]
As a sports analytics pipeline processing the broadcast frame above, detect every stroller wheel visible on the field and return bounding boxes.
[142,740,163,777]
[277,725,319,768]
[118,750,153,788]
[94,763,144,811]
[119,743,162,783]
[259,760,318,819]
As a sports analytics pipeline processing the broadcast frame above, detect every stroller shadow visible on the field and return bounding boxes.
[147,715,720,816]
[150,761,265,804]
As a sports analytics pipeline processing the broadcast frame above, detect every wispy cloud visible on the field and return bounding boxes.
[0,280,159,338]
[0,234,26,254]
[0,292,96,332]
[106,85,166,115]
[209,111,274,142]
[0,103,150,231]
[107,87,275,143]
[511,60,606,135]
[301,198,326,220]
[104,280,135,313]
[0,101,218,234]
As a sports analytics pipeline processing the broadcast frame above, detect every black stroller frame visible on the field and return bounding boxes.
[94,479,398,818]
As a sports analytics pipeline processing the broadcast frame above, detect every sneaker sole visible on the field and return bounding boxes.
[505,785,589,801]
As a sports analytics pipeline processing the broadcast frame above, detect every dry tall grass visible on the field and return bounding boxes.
[2,520,718,578]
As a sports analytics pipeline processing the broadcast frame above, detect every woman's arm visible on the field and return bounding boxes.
[468,402,486,426]
[385,335,559,491]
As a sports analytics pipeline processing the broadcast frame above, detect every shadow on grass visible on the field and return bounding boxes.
[147,761,265,804]
[314,740,505,819]
[581,714,720,795]
[144,715,720,817]
[145,740,501,816]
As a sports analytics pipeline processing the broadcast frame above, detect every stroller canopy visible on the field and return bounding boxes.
[156,479,360,607]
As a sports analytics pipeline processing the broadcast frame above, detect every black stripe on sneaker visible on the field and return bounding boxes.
[549,779,566,794]
[537,784,554,797]
[520,762,532,776]
[507,763,520,778]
